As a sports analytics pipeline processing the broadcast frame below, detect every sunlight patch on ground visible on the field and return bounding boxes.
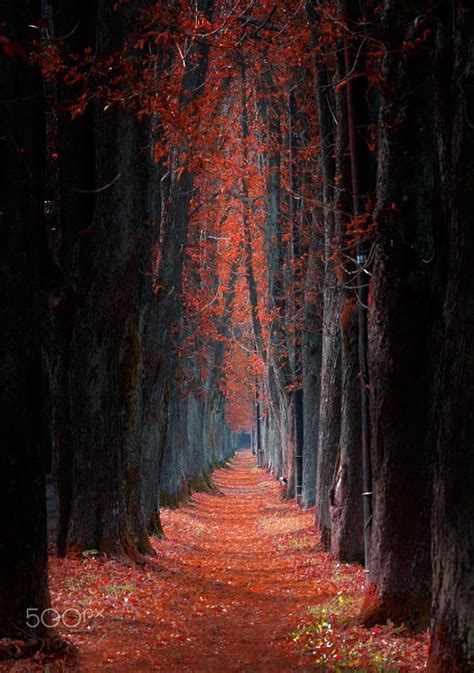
[258,513,307,535]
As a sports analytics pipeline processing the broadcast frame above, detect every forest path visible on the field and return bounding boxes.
[1,450,429,673]
[62,449,321,672]
[153,449,316,672]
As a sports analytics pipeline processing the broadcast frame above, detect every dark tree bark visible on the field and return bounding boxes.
[49,0,98,557]
[65,108,152,557]
[143,0,214,533]
[301,211,322,508]
[330,0,373,566]
[255,384,264,468]
[0,0,51,637]
[288,91,305,505]
[50,0,214,549]
[365,0,439,629]
[53,1,155,559]
[239,58,286,484]
[315,284,342,550]
[329,41,364,563]
[305,2,342,541]
[428,4,474,670]
[254,68,299,495]
[330,299,364,564]
[313,59,342,551]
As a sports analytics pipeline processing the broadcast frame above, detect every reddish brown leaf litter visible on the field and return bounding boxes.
[0,451,428,672]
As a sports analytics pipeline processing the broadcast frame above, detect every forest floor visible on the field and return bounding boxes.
[1,450,428,672]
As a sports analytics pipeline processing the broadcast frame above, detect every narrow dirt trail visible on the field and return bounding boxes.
[69,449,321,672]
[152,449,315,672]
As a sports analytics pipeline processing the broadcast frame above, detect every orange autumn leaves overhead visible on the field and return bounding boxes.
[36,0,360,430]
[177,2,319,430]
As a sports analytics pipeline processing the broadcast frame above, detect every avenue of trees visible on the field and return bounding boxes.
[1,1,472,670]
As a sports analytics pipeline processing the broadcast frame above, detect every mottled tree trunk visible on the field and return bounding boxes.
[428,5,474,670]
[0,0,51,637]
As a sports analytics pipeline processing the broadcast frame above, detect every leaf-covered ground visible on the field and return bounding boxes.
[0,451,428,672]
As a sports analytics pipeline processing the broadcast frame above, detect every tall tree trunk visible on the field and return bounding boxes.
[329,41,364,563]
[301,209,322,508]
[365,0,438,629]
[289,90,304,504]
[50,0,97,555]
[428,4,474,670]
[313,59,342,551]
[57,1,153,558]
[255,69,296,494]
[315,283,342,549]
[142,0,214,533]
[306,3,342,539]
[330,299,364,563]
[0,0,51,637]
[330,1,373,566]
